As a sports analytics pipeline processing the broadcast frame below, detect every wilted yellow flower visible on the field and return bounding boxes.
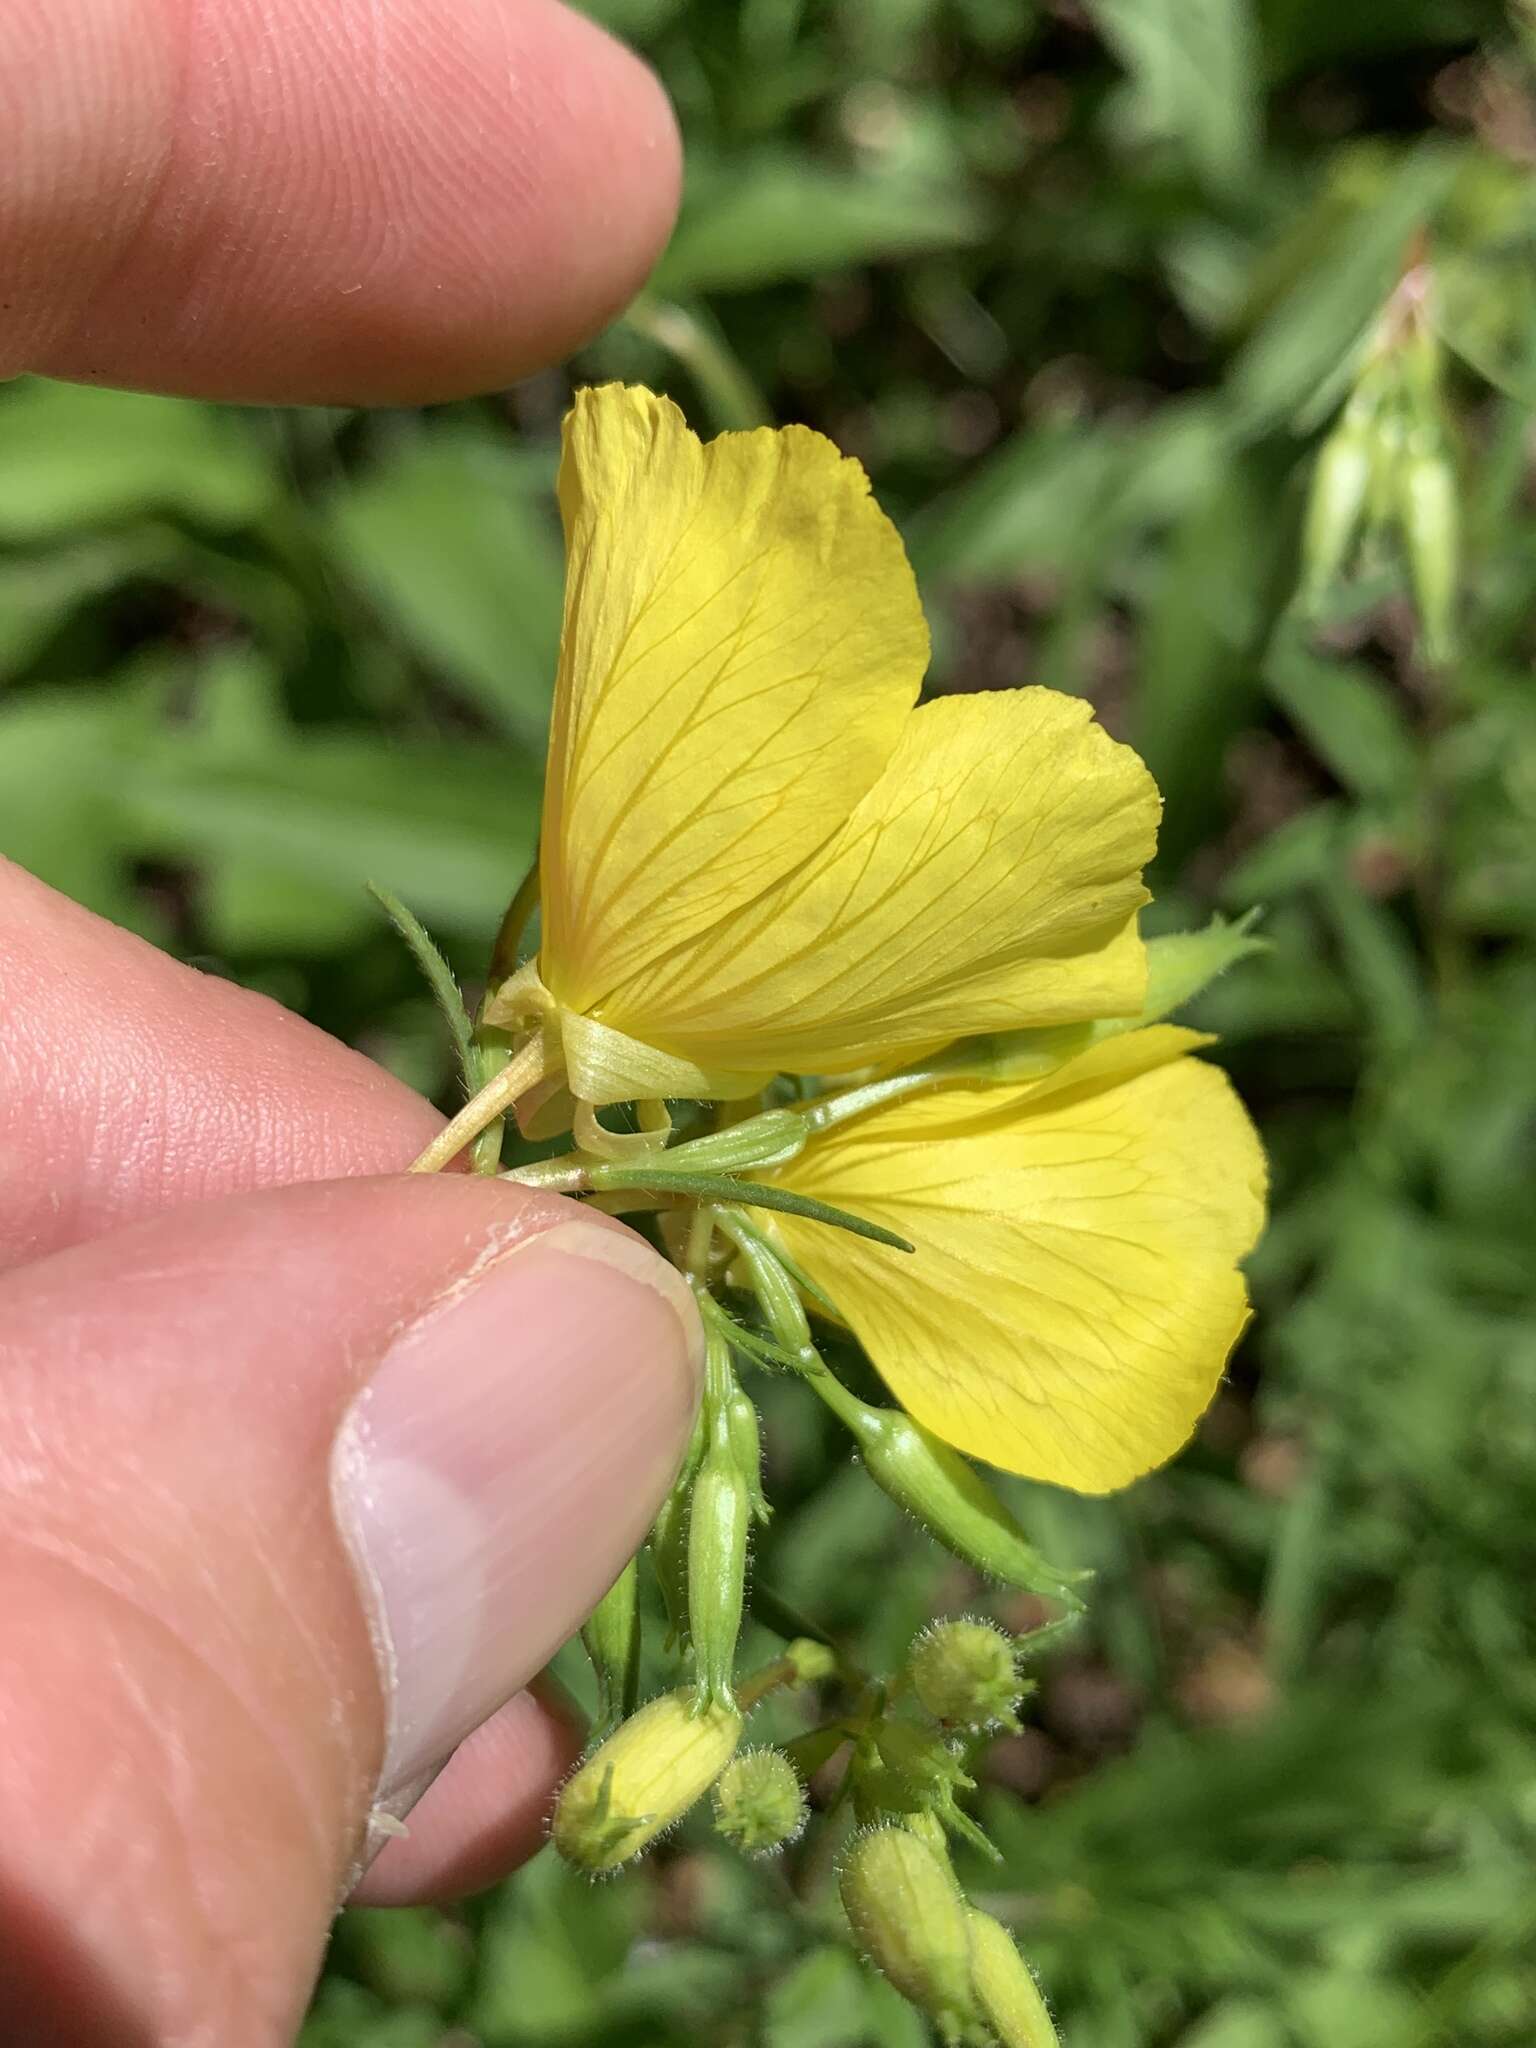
[484,383,1159,1108]
[757,1026,1266,1492]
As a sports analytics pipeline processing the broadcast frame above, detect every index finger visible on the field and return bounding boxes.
[0,858,445,1270]
[0,0,680,403]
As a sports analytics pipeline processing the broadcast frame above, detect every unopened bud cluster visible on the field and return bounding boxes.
[840,1825,1060,2047]
[1301,256,1459,663]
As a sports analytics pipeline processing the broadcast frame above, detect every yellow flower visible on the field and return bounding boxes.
[484,384,1160,1108]
[757,1027,1266,1493]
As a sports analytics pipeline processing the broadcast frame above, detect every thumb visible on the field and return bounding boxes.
[0,1175,701,2048]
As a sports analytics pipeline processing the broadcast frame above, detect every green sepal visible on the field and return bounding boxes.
[1134,913,1269,1026]
[924,914,1267,1089]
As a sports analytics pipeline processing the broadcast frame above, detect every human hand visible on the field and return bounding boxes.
[0,858,702,2045]
[0,7,695,2042]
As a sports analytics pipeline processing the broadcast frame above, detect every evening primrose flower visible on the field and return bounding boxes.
[756,1026,1266,1493]
[482,383,1159,1112]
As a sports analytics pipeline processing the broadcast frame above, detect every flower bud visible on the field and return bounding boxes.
[908,1618,1024,1730]
[726,1384,771,1525]
[687,1341,752,1711]
[966,1909,1061,2047]
[649,1402,707,1649]
[553,1688,742,1874]
[834,1393,1083,1605]
[660,1108,808,1175]
[712,1747,807,1854]
[1302,415,1372,605]
[784,1636,836,1685]
[840,1826,979,2045]
[1399,436,1458,664]
[581,1556,640,1742]
[722,1217,817,1365]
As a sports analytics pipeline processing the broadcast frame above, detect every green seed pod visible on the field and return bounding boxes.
[553,1687,742,1874]
[649,1403,707,1649]
[840,1826,979,2045]
[1302,415,1372,605]
[581,1557,640,1742]
[966,1909,1061,2047]
[712,1747,807,1854]
[687,1343,751,1712]
[1400,436,1458,665]
[908,1618,1024,1730]
[835,1393,1083,1605]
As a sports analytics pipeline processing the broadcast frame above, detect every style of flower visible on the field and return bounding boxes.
[757,1026,1266,1492]
[481,383,1160,1111]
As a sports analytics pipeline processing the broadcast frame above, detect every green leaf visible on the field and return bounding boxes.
[910,403,1221,587]
[586,1165,916,1252]
[325,430,563,745]
[367,886,475,1095]
[764,1947,872,2048]
[1263,638,1419,801]
[656,154,988,294]
[0,380,274,538]
[0,540,164,678]
[1088,0,1260,188]
[0,681,161,931]
[1227,147,1459,437]
[124,729,540,935]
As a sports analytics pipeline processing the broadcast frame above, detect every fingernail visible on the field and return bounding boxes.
[331,1217,701,1808]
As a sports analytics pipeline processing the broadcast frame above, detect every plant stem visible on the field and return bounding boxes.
[408,1036,554,1174]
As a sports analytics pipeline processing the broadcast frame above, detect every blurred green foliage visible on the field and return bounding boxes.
[5,1,1536,2043]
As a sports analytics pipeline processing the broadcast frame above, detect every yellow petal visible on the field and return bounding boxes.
[603,689,1159,1074]
[539,385,927,1015]
[765,1041,1266,1492]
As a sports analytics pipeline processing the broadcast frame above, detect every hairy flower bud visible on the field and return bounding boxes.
[581,1557,640,1742]
[688,1336,752,1711]
[657,1108,809,1175]
[1399,436,1458,664]
[829,1389,1083,1605]
[553,1688,742,1874]
[908,1618,1024,1730]
[1302,414,1373,605]
[712,1747,807,1854]
[649,1402,707,1649]
[966,1909,1061,2047]
[726,1384,771,1525]
[784,1636,837,1684]
[840,1826,979,2045]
